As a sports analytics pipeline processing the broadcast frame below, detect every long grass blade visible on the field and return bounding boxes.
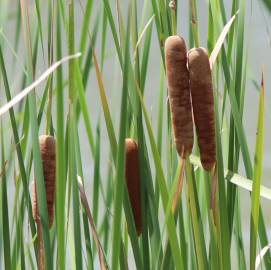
[0,53,81,117]
[250,72,264,270]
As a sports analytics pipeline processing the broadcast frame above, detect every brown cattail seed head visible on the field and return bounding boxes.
[188,47,216,171]
[125,139,141,236]
[165,35,194,158]
[32,135,56,227]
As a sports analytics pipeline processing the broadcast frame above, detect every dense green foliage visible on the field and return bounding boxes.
[0,0,270,269]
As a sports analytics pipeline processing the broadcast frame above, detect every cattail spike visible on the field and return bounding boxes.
[165,35,194,158]
[125,138,142,236]
[32,135,56,227]
[188,47,216,171]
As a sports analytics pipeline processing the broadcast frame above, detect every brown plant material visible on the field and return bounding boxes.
[37,220,45,270]
[188,47,216,171]
[165,35,194,158]
[77,176,106,270]
[32,135,56,227]
[125,139,141,236]
[172,159,185,213]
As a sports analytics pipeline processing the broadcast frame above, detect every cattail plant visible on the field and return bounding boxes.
[188,47,216,171]
[32,135,56,269]
[125,138,141,236]
[165,35,194,158]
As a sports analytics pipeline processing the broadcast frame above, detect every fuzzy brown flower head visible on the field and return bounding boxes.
[165,35,194,158]
[125,138,142,236]
[188,47,216,171]
[32,135,56,227]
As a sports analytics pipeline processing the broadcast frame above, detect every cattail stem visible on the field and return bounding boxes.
[161,159,187,269]
[189,0,200,47]
[210,167,217,222]
[37,219,45,270]
[169,1,177,35]
[185,157,208,270]
[172,159,185,213]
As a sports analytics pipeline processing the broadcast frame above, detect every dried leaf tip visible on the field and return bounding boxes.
[169,1,176,10]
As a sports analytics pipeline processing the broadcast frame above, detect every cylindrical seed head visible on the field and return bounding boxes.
[165,35,194,158]
[188,47,216,171]
[32,135,56,227]
[125,138,141,236]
